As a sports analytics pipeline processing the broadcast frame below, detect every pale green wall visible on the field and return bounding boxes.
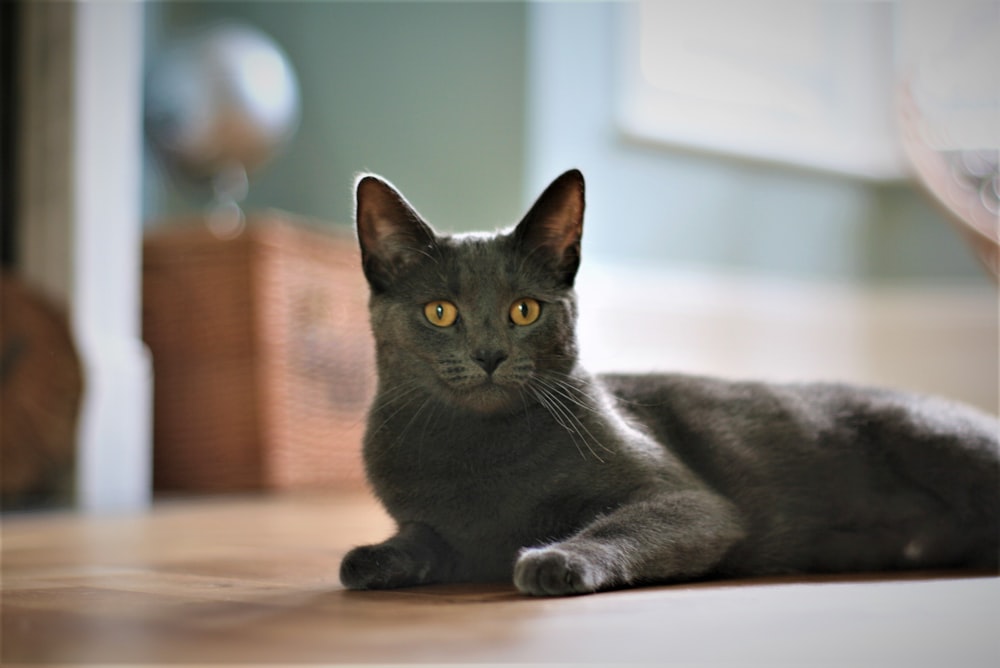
[144,1,988,285]
[144,1,528,232]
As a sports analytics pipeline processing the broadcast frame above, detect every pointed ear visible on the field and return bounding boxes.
[355,173,437,292]
[513,169,585,286]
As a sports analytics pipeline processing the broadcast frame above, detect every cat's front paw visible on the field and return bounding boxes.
[339,543,427,590]
[513,546,604,596]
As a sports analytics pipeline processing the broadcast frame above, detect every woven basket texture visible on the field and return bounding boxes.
[143,214,375,491]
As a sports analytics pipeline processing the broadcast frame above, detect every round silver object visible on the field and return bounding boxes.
[145,23,301,180]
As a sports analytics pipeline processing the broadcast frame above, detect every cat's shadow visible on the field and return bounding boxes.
[338,569,997,604]
[339,581,524,604]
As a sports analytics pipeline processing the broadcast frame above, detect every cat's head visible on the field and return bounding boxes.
[355,170,585,415]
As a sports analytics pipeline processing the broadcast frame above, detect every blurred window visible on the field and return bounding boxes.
[619,1,905,180]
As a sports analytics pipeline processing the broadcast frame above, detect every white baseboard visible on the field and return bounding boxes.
[577,264,998,415]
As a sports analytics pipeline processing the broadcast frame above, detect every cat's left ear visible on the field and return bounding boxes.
[514,169,585,286]
[355,173,438,292]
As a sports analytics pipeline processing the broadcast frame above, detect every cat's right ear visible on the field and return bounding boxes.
[355,173,437,292]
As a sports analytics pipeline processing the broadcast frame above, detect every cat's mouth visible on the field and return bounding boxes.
[430,354,535,413]
[440,374,525,414]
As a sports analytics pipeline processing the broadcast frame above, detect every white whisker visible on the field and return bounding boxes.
[389,396,435,454]
[530,385,588,461]
[533,375,615,457]
[530,382,607,463]
[367,382,425,442]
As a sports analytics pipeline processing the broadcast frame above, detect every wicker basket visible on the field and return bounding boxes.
[142,213,375,491]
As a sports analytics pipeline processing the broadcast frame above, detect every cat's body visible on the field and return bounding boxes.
[340,169,999,596]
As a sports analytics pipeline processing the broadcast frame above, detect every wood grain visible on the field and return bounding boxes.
[3,491,998,664]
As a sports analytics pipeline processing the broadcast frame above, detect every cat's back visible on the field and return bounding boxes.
[598,372,998,508]
[598,372,842,469]
[599,371,998,463]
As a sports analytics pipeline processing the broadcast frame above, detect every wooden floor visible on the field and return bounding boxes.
[2,490,998,666]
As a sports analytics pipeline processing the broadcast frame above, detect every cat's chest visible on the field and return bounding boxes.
[369,428,553,512]
[365,414,597,535]
[367,403,553,478]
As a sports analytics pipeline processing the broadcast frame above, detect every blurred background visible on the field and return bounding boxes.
[2,1,997,512]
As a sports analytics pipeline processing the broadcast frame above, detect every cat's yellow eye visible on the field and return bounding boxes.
[510,298,541,326]
[424,300,458,327]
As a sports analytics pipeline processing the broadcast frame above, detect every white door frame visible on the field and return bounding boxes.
[19,0,151,512]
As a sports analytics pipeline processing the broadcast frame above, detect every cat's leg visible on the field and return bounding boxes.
[514,490,745,596]
[340,521,457,590]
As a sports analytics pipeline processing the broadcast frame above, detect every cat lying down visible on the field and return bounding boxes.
[339,169,999,596]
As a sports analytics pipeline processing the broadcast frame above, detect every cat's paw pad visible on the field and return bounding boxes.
[339,543,424,590]
[513,546,601,596]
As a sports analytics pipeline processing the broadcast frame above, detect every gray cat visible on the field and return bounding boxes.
[339,169,999,596]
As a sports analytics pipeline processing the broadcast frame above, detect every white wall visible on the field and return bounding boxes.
[576,266,998,414]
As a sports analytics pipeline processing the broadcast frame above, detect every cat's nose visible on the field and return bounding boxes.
[472,349,508,375]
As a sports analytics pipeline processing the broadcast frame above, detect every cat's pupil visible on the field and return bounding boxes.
[518,302,528,317]
[436,304,445,320]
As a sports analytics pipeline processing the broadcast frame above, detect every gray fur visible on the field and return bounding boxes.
[340,169,1000,596]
